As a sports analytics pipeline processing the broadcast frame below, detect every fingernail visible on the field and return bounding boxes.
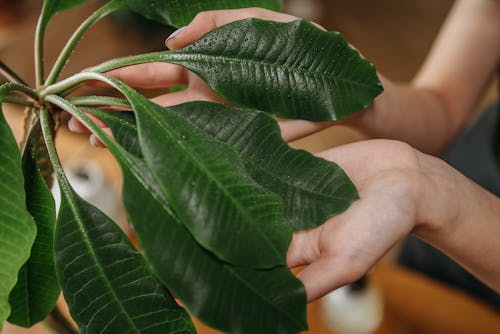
[165,26,187,44]
[68,117,77,132]
[90,135,98,147]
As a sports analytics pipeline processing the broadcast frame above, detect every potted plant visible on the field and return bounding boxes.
[0,0,382,333]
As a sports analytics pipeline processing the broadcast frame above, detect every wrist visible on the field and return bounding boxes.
[411,152,463,239]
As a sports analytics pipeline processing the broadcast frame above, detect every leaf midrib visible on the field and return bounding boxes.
[168,52,381,92]
[61,192,140,333]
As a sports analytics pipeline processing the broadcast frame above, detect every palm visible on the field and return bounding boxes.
[286,140,423,301]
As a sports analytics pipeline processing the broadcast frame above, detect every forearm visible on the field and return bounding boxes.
[345,0,500,155]
[414,153,500,291]
[351,78,455,155]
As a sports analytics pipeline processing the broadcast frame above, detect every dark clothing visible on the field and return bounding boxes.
[398,101,500,309]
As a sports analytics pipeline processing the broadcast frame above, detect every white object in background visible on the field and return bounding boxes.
[51,159,127,231]
[321,279,384,334]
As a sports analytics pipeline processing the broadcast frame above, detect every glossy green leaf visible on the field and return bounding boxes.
[86,102,358,229]
[0,87,37,329]
[8,128,60,327]
[151,18,382,121]
[99,136,307,334]
[171,102,359,229]
[54,185,195,333]
[121,0,281,28]
[48,97,307,333]
[122,86,292,269]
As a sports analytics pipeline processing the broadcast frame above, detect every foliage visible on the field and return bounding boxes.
[0,0,382,333]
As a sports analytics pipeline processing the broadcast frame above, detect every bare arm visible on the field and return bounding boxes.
[282,0,500,154]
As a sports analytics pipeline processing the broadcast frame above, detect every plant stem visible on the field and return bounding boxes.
[68,96,131,109]
[40,111,81,334]
[46,305,79,334]
[34,4,49,87]
[90,51,166,73]
[4,96,36,107]
[45,95,118,152]
[40,106,77,206]
[44,3,117,86]
[0,82,40,102]
[0,60,28,85]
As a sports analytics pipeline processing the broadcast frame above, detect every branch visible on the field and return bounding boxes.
[44,3,117,86]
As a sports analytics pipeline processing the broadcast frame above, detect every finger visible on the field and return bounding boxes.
[166,8,299,50]
[86,63,188,89]
[68,114,107,134]
[151,90,199,107]
[279,119,334,142]
[90,127,113,147]
[297,257,349,302]
[286,229,322,268]
[151,86,226,107]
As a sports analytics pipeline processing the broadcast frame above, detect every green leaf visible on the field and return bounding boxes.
[46,96,306,333]
[86,102,358,229]
[54,182,195,333]
[171,102,359,229]
[121,0,282,28]
[0,88,37,329]
[162,18,383,121]
[7,128,60,327]
[123,87,292,268]
[116,147,307,334]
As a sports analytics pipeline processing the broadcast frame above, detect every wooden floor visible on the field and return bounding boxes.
[1,0,499,333]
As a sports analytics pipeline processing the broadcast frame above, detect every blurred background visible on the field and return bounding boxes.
[1,0,499,333]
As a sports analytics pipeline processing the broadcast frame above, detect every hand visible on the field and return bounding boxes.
[288,138,500,300]
[286,140,425,301]
[68,8,305,144]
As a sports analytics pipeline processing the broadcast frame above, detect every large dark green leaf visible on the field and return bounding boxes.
[52,97,307,333]
[54,184,195,334]
[86,102,358,229]
[120,0,281,28]
[171,102,359,229]
[100,19,381,121]
[0,86,37,329]
[121,86,292,269]
[8,128,60,327]
[103,138,307,334]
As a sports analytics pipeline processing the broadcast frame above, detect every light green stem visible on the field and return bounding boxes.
[68,96,131,109]
[45,94,121,155]
[0,82,40,101]
[41,50,175,96]
[44,3,117,86]
[4,96,36,107]
[90,51,167,73]
[34,4,49,87]
[41,72,124,97]
[40,108,70,193]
